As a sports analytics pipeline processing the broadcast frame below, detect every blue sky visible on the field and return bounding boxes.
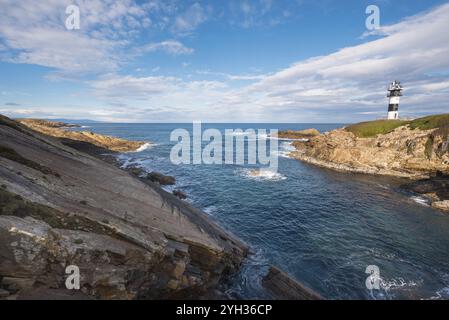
[0,0,449,122]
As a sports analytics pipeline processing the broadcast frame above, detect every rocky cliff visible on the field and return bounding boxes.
[289,115,449,211]
[0,115,247,299]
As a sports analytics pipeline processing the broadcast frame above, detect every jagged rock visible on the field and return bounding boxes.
[146,172,176,185]
[173,189,187,200]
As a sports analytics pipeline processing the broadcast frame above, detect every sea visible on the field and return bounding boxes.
[72,123,449,300]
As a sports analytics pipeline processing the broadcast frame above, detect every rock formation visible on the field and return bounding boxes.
[288,116,449,211]
[291,125,448,178]
[146,172,176,186]
[0,115,247,299]
[18,119,146,153]
[401,171,449,211]
[262,266,322,300]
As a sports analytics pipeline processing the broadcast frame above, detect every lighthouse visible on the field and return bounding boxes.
[387,80,403,120]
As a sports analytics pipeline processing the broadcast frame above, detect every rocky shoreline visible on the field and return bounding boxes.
[0,115,248,299]
[18,119,147,152]
[286,116,449,212]
[0,115,321,300]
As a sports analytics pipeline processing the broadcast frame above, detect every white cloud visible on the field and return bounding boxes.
[87,3,449,122]
[90,75,181,98]
[172,2,209,34]
[1,1,449,122]
[0,0,194,74]
[140,40,194,55]
[0,0,147,74]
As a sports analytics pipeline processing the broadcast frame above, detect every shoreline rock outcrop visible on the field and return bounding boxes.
[287,115,449,211]
[291,126,448,179]
[401,171,449,211]
[18,119,146,153]
[0,115,248,299]
[262,266,323,300]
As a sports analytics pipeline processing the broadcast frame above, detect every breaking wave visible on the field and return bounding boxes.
[239,168,287,181]
[132,142,155,153]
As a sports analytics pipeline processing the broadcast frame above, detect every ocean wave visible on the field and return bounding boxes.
[132,142,155,153]
[239,168,287,181]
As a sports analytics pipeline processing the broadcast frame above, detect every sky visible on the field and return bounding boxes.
[0,0,449,123]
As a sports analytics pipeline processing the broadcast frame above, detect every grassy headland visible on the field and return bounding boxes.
[345,114,449,138]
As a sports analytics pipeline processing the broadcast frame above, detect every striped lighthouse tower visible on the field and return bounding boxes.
[387,80,403,120]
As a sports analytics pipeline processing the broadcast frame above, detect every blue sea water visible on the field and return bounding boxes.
[74,123,449,300]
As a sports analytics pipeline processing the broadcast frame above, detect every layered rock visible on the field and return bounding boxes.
[0,115,247,299]
[291,126,449,178]
[262,266,322,300]
[18,119,146,153]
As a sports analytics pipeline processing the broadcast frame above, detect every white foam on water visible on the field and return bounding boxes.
[239,168,287,181]
[131,142,155,153]
[410,195,431,206]
[271,141,297,159]
[226,131,255,136]
[203,205,217,215]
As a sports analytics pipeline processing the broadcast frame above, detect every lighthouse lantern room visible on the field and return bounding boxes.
[387,80,403,120]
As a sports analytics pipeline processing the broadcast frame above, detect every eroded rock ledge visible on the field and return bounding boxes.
[0,115,247,299]
[18,119,146,153]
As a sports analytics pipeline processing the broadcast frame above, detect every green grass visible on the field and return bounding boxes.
[409,114,449,130]
[346,114,449,138]
[345,120,409,138]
